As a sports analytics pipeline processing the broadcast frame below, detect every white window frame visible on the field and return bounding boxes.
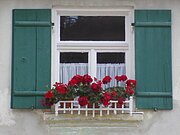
[52,7,134,84]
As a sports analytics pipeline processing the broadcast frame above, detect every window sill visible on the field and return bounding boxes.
[43,111,144,127]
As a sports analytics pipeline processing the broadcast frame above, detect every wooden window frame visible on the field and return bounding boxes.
[52,7,135,83]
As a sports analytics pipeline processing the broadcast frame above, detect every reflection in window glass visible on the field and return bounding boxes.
[97,52,125,63]
[60,16,125,41]
[60,52,88,63]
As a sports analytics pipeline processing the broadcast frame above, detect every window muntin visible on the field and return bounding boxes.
[60,16,125,41]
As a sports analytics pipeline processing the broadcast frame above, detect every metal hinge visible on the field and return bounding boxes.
[31,104,34,110]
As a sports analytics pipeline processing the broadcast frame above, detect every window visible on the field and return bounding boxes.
[54,8,134,83]
[60,16,125,41]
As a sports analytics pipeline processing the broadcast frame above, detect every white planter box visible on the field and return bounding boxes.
[54,96,134,117]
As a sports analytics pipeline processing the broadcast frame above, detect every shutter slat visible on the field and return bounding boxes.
[14,21,52,27]
[136,92,172,97]
[134,22,171,27]
[14,91,46,96]
[36,9,51,108]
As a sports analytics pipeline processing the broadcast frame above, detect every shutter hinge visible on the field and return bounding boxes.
[154,107,158,112]
[131,23,135,26]
[31,104,34,110]
[51,22,55,32]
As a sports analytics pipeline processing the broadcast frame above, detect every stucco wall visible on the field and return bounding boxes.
[0,0,180,134]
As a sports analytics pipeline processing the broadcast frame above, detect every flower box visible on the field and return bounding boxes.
[54,96,134,117]
[43,74,136,117]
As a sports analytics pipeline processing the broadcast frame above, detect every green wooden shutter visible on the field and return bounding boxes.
[135,10,172,110]
[11,9,51,109]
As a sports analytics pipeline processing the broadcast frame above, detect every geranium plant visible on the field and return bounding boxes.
[68,74,102,106]
[43,82,76,106]
[43,74,136,107]
[104,75,136,107]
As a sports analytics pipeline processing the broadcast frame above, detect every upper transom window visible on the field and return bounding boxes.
[60,16,125,41]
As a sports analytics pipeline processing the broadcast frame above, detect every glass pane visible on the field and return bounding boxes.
[97,52,126,87]
[60,52,88,84]
[60,52,88,63]
[60,16,125,41]
[97,52,125,63]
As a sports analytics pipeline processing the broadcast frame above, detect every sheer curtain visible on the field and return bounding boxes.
[97,63,126,87]
[59,63,125,85]
[59,63,88,84]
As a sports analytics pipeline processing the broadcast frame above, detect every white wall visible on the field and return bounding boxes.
[0,0,180,132]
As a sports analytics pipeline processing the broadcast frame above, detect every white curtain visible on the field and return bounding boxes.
[97,63,126,87]
[59,63,88,84]
[59,63,125,85]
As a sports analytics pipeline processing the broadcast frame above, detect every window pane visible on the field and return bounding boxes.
[60,52,88,83]
[97,52,126,87]
[97,52,125,63]
[60,16,125,41]
[60,52,88,63]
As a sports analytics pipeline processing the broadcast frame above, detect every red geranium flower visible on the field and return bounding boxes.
[115,75,127,82]
[126,79,137,88]
[101,92,111,107]
[102,100,109,107]
[78,96,89,106]
[102,76,112,84]
[120,75,128,81]
[72,75,84,84]
[115,76,121,81]
[91,82,102,92]
[83,74,93,84]
[55,83,69,95]
[44,90,54,99]
[68,78,78,86]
